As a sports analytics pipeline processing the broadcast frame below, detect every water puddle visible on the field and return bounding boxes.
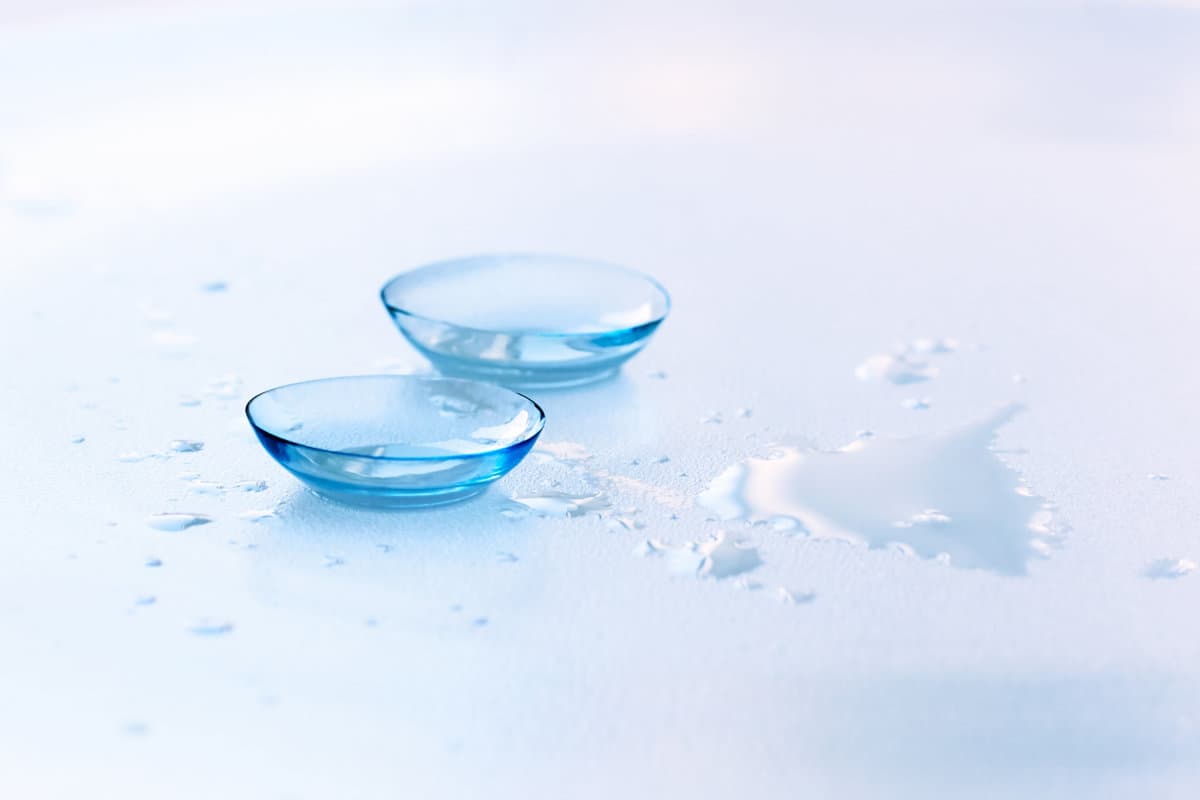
[634,532,762,579]
[697,405,1061,575]
[509,491,612,518]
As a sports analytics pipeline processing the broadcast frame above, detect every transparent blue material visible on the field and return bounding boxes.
[380,253,670,389]
[246,376,545,508]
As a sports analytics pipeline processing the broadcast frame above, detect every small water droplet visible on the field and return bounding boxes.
[238,509,277,523]
[449,604,463,613]
[1145,558,1196,580]
[909,337,958,355]
[70,435,86,444]
[232,479,268,493]
[855,353,937,385]
[777,587,816,605]
[189,620,234,636]
[122,722,150,737]
[205,374,242,400]
[186,480,224,495]
[134,595,156,606]
[323,556,345,568]
[118,451,159,464]
[733,577,763,591]
[145,558,163,568]
[145,513,212,531]
[653,455,670,464]
[902,397,932,411]
[647,370,668,380]
[178,396,201,407]
[735,408,753,419]
[701,411,724,424]
[510,491,611,518]
[376,543,394,553]
[496,551,519,563]
[201,280,228,293]
[169,439,204,453]
[471,617,489,628]
[365,617,379,628]
[856,430,875,439]
[1147,473,1170,481]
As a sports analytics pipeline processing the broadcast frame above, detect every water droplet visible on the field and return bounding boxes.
[909,337,958,355]
[323,556,345,568]
[122,722,150,737]
[118,451,160,463]
[510,491,611,518]
[201,280,228,293]
[145,513,212,531]
[733,577,763,591]
[1147,473,1170,481]
[178,471,201,481]
[169,439,204,453]
[653,455,671,464]
[647,370,668,380]
[178,396,202,407]
[1145,558,1196,580]
[856,430,875,439]
[376,543,394,553]
[365,617,379,628]
[186,480,224,495]
[535,441,593,463]
[134,595,156,606]
[696,405,1055,575]
[449,604,463,613]
[238,509,277,523]
[902,397,932,411]
[495,551,519,563]
[232,479,268,493]
[701,412,724,424]
[855,353,937,385]
[70,435,86,444]
[605,512,646,531]
[145,558,163,568]
[777,587,816,605]
[189,620,233,636]
[205,374,242,400]
[735,408,753,419]
[636,532,762,580]
[471,617,489,628]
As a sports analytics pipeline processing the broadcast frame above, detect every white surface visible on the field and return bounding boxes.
[2,2,1199,798]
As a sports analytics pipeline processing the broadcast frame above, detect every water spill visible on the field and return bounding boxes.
[510,491,611,518]
[697,405,1059,575]
[1145,558,1196,580]
[635,532,762,579]
[169,439,204,453]
[232,480,268,493]
[146,513,212,531]
[145,558,163,568]
[189,620,234,636]
[902,397,932,411]
[238,509,277,523]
